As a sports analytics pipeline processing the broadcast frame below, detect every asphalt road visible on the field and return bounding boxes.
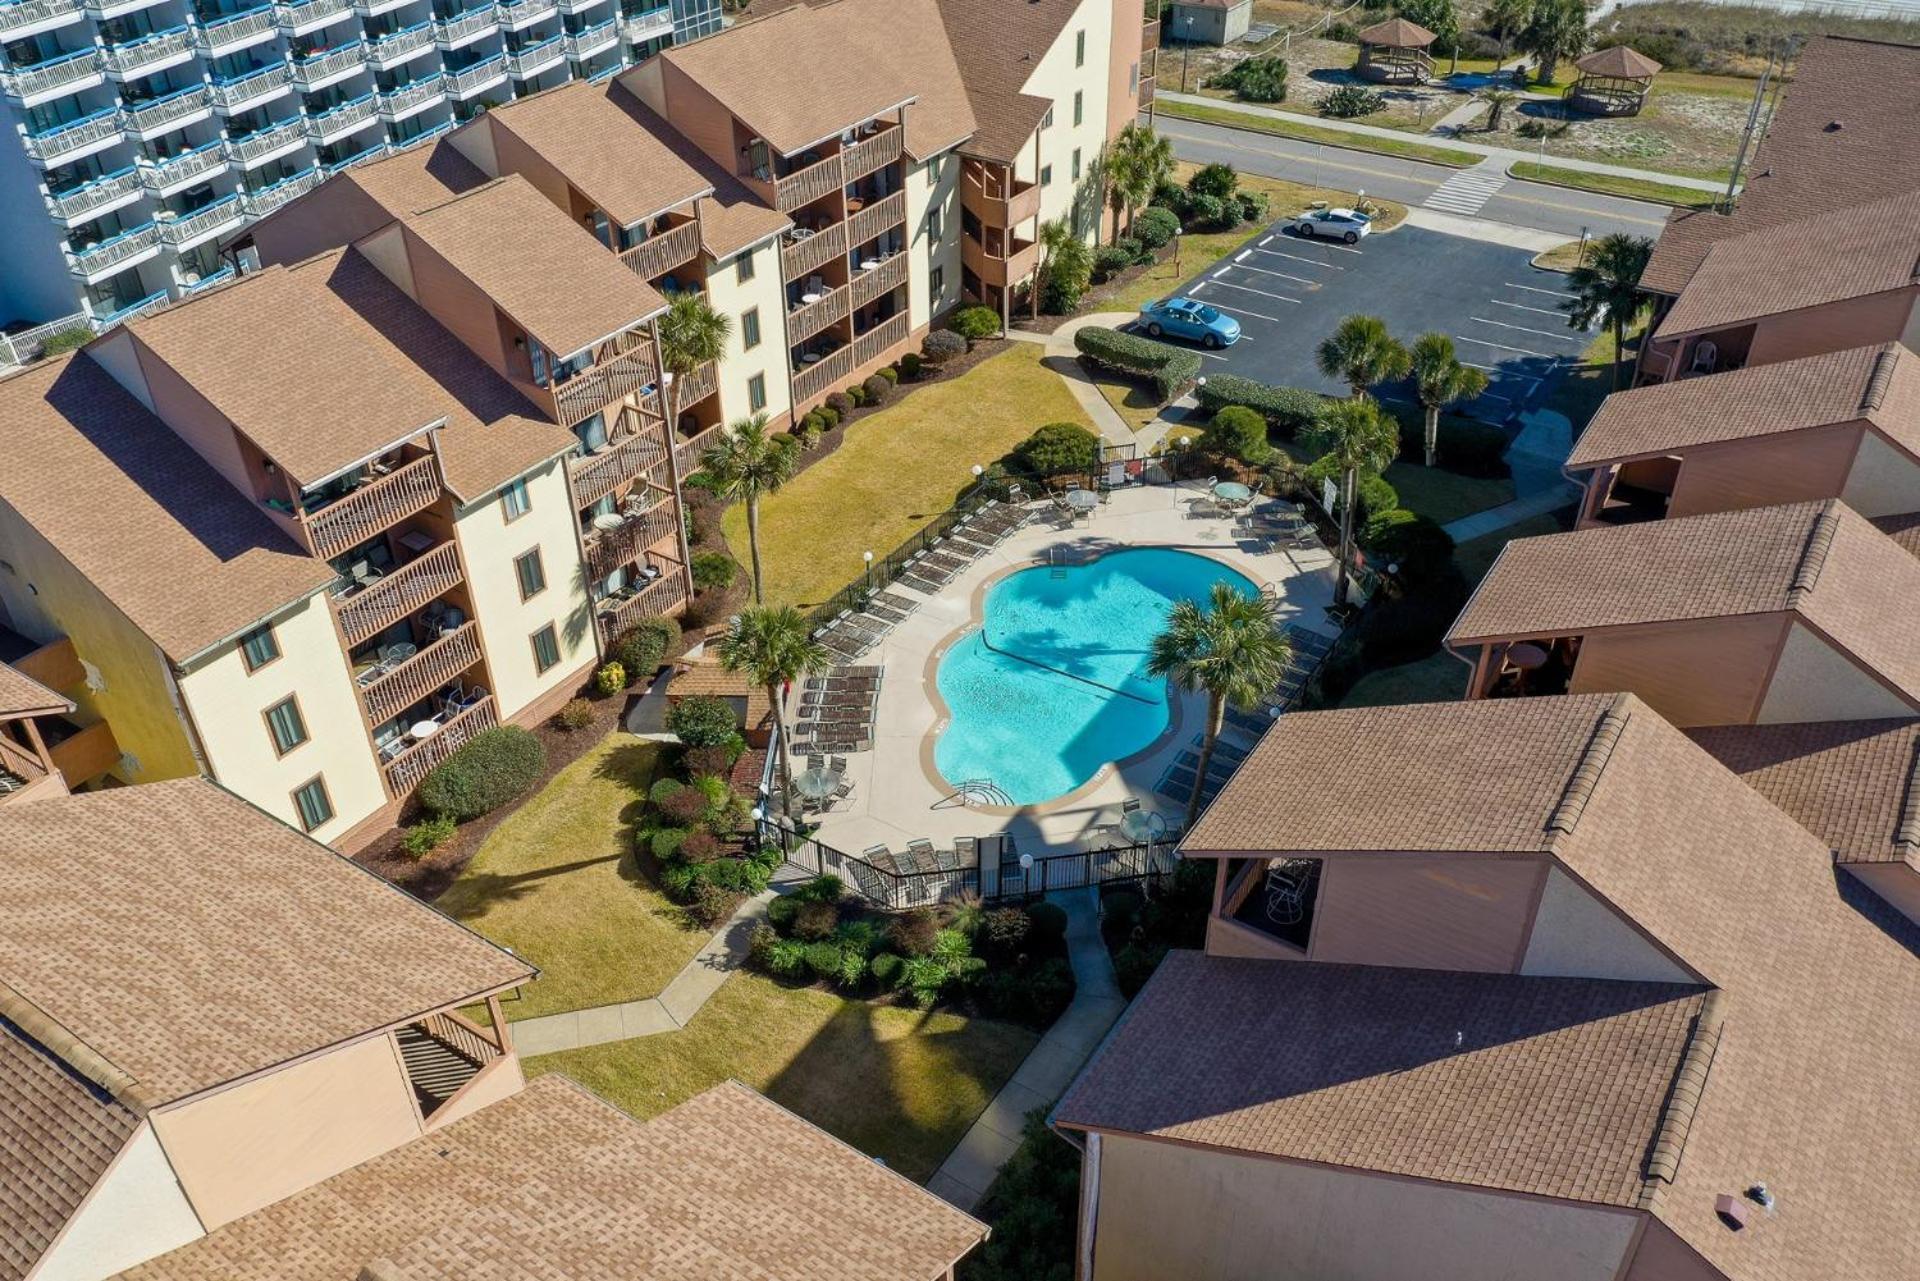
[1142,224,1595,422]
[1157,114,1674,241]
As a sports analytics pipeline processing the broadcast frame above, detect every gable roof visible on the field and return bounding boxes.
[1566,342,1920,469]
[118,1075,987,1280]
[1576,45,1661,78]
[0,662,71,722]
[936,0,1076,162]
[0,779,531,1108]
[0,355,332,663]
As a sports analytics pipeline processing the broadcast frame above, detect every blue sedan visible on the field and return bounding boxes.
[1137,296,1241,349]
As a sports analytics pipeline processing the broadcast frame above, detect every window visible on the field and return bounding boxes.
[514,548,546,600]
[1130,61,1139,94]
[1041,105,1053,130]
[736,248,755,282]
[1072,148,1082,181]
[742,307,761,350]
[573,411,608,453]
[531,623,561,674]
[264,697,308,756]
[1075,29,1086,67]
[928,203,942,241]
[501,478,530,521]
[1040,164,1053,187]
[1073,90,1083,128]
[239,624,279,672]
[930,265,944,298]
[291,777,333,833]
[747,372,767,411]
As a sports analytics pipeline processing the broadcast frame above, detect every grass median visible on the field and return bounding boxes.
[1154,98,1474,168]
[1508,161,1722,208]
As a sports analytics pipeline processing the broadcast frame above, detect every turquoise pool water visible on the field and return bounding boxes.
[934,548,1258,805]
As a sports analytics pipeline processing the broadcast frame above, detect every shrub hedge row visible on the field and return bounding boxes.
[1072,326,1201,402]
[1195,373,1327,438]
[417,726,546,821]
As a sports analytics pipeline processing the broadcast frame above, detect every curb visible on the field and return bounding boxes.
[1153,100,1478,171]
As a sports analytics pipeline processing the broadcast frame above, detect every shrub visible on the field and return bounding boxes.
[1181,192,1224,229]
[1149,176,1186,213]
[824,390,854,419]
[1362,509,1456,583]
[688,879,741,929]
[653,784,702,827]
[877,365,899,385]
[612,617,680,679]
[862,373,891,406]
[1235,190,1269,225]
[793,898,839,940]
[665,695,737,747]
[1195,374,1326,439]
[835,917,880,958]
[921,329,966,365]
[1114,941,1171,997]
[798,408,825,436]
[1040,237,1092,314]
[1013,421,1101,478]
[899,955,953,1007]
[1202,405,1272,465]
[794,873,844,903]
[594,662,626,697]
[691,551,737,591]
[39,326,92,358]
[417,726,545,821]
[801,940,845,982]
[1092,243,1133,282]
[1210,53,1288,101]
[400,813,456,857]
[1025,900,1069,947]
[1133,205,1180,248]
[1303,455,1398,528]
[898,352,922,381]
[815,403,841,428]
[1114,235,1150,266]
[1101,888,1145,937]
[981,907,1032,961]
[869,951,904,987]
[679,829,723,864]
[950,305,1001,342]
[552,698,595,731]
[766,894,799,934]
[1436,419,1510,477]
[887,907,940,957]
[1073,325,1202,401]
[682,743,738,779]
[1322,84,1385,118]
[648,776,685,807]
[1020,957,1076,1024]
[765,934,810,977]
[845,383,868,407]
[748,922,780,969]
[1186,161,1238,200]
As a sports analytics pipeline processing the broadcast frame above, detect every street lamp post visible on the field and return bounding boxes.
[1173,225,1183,275]
[1180,13,1194,92]
[862,550,873,592]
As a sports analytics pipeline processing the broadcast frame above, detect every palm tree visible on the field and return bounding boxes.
[1485,0,1532,70]
[1476,86,1519,131]
[1518,0,1586,85]
[1408,333,1489,467]
[717,607,826,821]
[1563,233,1654,391]
[700,413,797,603]
[1315,314,1411,400]
[1302,398,1401,608]
[654,291,731,433]
[1029,216,1078,321]
[1107,122,1174,239]
[1148,583,1293,820]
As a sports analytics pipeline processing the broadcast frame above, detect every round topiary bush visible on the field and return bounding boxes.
[1014,421,1101,478]
[595,662,626,696]
[612,617,680,681]
[869,951,904,987]
[665,695,738,747]
[950,305,1001,343]
[1133,205,1180,249]
[1202,405,1272,465]
[921,329,967,365]
[682,743,737,778]
[877,365,899,385]
[898,352,922,381]
[862,373,891,406]
[1025,900,1069,947]
[766,894,799,934]
[679,829,722,864]
[824,391,853,419]
[416,726,546,821]
[793,899,839,940]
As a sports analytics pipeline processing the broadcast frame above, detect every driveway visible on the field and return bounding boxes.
[1143,223,1595,424]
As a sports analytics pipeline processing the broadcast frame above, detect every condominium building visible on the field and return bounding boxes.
[0,0,723,344]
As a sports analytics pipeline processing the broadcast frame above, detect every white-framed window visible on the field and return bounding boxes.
[501,478,531,521]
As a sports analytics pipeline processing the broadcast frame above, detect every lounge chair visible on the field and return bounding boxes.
[862,844,899,875]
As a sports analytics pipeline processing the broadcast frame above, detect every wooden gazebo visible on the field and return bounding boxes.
[1354,17,1436,85]
[1566,45,1662,116]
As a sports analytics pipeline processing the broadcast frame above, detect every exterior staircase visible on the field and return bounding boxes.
[396,1021,487,1117]
[0,768,25,797]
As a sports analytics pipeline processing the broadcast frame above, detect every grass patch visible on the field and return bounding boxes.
[1092,371,1165,434]
[1155,98,1474,168]
[1544,317,1644,438]
[1507,161,1720,208]
[722,343,1094,609]
[526,971,1039,1182]
[1531,240,1587,273]
[440,734,707,1022]
[1382,460,1513,526]
[1336,650,1470,707]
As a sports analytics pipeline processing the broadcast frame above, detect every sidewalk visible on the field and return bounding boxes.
[1443,407,1578,542]
[1006,312,1138,446]
[926,887,1128,1212]
[1155,91,1728,193]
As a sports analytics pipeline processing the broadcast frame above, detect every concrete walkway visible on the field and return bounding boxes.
[926,888,1128,1212]
[1443,407,1579,542]
[1006,312,1138,446]
[510,889,775,1057]
[1155,91,1729,193]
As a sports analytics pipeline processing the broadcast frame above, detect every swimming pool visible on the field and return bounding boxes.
[933,548,1259,806]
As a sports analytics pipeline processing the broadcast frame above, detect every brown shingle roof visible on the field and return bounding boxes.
[1565,342,1920,469]
[118,1075,986,1280]
[1576,45,1662,78]
[938,0,1075,162]
[400,177,666,359]
[1,1024,139,1281]
[1642,37,1920,297]
[1689,717,1920,864]
[1653,186,1920,340]
[0,662,71,721]
[336,140,491,215]
[0,779,531,1106]
[0,355,332,662]
[1356,16,1435,46]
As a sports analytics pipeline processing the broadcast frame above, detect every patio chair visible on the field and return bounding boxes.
[829,755,848,773]
[862,844,899,875]
[936,842,961,872]
[830,779,854,805]
[1121,797,1142,815]
[953,835,979,868]
[1264,859,1317,925]
[905,838,936,873]
[806,753,826,772]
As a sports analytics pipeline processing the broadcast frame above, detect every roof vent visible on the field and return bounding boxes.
[1748,1183,1775,1211]
[1716,1194,1749,1231]
[1861,345,1898,413]
[1825,119,1844,131]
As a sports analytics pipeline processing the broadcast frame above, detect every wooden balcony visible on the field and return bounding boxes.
[962,231,1038,289]
[584,503,679,581]
[335,542,464,646]
[766,120,902,214]
[596,570,687,643]
[1142,17,1159,47]
[847,190,905,248]
[384,694,495,795]
[0,736,64,805]
[677,358,718,407]
[550,337,659,426]
[788,284,850,344]
[853,312,910,368]
[841,121,901,185]
[48,719,118,787]
[851,252,908,308]
[1139,73,1156,107]
[791,344,853,407]
[673,421,722,475]
[359,621,483,726]
[781,221,846,283]
[305,453,443,560]
[570,424,667,509]
[961,162,1040,230]
[618,220,701,282]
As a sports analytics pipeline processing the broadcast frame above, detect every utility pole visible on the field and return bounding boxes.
[1180,12,1193,93]
[1724,41,1778,213]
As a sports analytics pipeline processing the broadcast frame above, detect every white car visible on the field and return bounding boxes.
[1292,207,1372,244]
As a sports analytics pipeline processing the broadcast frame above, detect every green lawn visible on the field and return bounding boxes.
[1383,460,1514,526]
[527,971,1038,1182]
[1092,371,1165,434]
[722,343,1093,610]
[1507,161,1721,208]
[1455,509,1572,584]
[1155,98,1475,168]
[1336,650,1471,707]
[439,734,709,1022]
[1532,240,1586,273]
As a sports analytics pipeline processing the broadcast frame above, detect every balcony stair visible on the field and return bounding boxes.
[396,1022,484,1115]
[0,767,25,796]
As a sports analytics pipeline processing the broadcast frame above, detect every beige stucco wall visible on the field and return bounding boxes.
[1105,0,1147,148]
[175,591,386,844]
[454,456,595,720]
[1746,289,1918,369]
[1663,424,1860,521]
[705,238,795,426]
[907,150,962,328]
[1307,855,1538,972]
[32,1123,203,1281]
[1520,865,1697,983]
[1843,861,1920,928]
[1088,1135,1640,1281]
[1569,614,1784,728]
[150,1034,422,1230]
[1842,427,1920,518]
[1755,618,1915,724]
[1016,0,1117,239]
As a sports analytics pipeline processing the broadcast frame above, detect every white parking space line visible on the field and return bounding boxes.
[1189,290,1293,324]
[1457,334,1557,358]
[1251,247,1342,270]
[1462,360,1543,390]
[1505,282,1572,298]
[1471,315,1574,341]
[1230,262,1320,287]
[1205,279,1302,305]
[1491,299,1568,319]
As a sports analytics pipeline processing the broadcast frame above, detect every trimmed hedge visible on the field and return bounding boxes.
[1014,421,1102,477]
[611,617,680,680]
[1201,405,1272,465]
[1073,326,1201,402]
[416,726,546,821]
[1133,205,1179,249]
[665,695,738,747]
[1361,508,1456,584]
[1195,374,1326,439]
[950,305,1001,342]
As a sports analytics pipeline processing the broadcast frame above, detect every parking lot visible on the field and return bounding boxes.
[1146,222,1595,425]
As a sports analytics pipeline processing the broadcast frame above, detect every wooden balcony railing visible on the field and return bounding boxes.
[305,454,443,560]
[335,542,464,646]
[47,719,118,787]
[851,252,908,308]
[1139,73,1156,107]
[618,219,701,282]
[1142,17,1159,47]
[677,358,718,407]
[570,426,667,509]
[551,340,659,426]
[420,1009,502,1062]
[359,621,483,726]
[853,312,910,368]
[847,190,905,248]
[962,232,1038,289]
[841,121,901,185]
[673,422,722,475]
[0,736,59,804]
[771,152,844,214]
[787,284,850,344]
[384,694,496,795]
[791,344,853,406]
[781,221,846,283]
[584,503,680,581]
[596,571,687,643]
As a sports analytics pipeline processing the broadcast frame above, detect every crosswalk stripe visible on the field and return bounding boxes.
[1423,162,1509,216]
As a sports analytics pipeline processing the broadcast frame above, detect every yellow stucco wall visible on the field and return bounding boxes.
[706,238,796,427]
[1017,0,1118,238]
[908,150,962,327]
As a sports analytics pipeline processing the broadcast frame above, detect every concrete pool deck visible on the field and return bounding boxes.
[802,482,1339,859]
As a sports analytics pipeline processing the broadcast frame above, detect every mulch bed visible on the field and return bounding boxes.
[1009,239,1181,336]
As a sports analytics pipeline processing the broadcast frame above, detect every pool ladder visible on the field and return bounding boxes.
[1048,548,1069,580]
[957,778,1013,806]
